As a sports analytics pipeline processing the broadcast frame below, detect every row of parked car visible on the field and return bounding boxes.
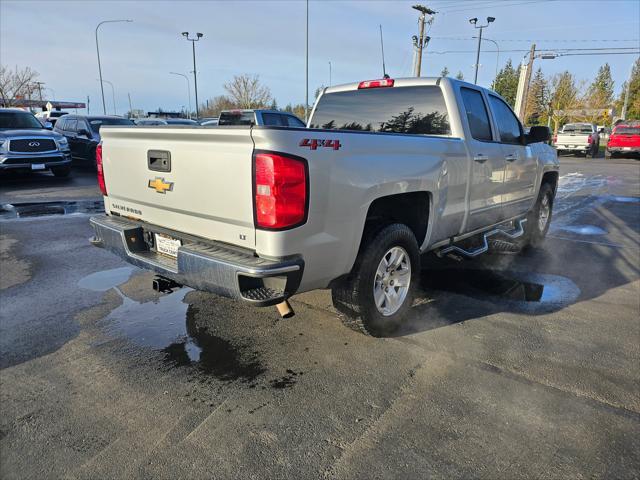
[552,121,640,158]
[0,107,307,178]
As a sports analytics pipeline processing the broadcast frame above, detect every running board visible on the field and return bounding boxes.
[437,219,527,258]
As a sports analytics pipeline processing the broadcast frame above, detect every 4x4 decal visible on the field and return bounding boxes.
[299,138,342,150]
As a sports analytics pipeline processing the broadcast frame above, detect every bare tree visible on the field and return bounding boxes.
[223,74,272,109]
[199,95,238,117]
[0,65,39,107]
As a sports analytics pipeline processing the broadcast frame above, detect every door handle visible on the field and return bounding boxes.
[473,154,488,164]
[505,154,518,162]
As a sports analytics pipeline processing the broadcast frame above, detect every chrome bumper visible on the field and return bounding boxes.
[89,215,303,306]
[0,152,71,170]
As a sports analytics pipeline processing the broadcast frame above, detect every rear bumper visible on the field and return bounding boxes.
[555,145,589,151]
[0,152,71,170]
[89,215,304,306]
[607,146,640,154]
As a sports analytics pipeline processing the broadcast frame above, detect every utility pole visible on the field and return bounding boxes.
[379,25,387,78]
[127,92,133,118]
[305,0,309,121]
[328,61,332,86]
[514,44,536,121]
[34,82,45,101]
[412,5,436,77]
[469,16,495,84]
[87,95,90,115]
[182,32,203,119]
[621,60,635,119]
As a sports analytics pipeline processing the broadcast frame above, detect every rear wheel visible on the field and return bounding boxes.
[331,223,420,337]
[51,165,71,178]
[521,183,554,249]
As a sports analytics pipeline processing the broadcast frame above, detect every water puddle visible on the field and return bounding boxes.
[103,288,265,382]
[0,200,104,219]
[78,267,135,291]
[423,269,580,306]
[608,196,639,203]
[556,225,607,236]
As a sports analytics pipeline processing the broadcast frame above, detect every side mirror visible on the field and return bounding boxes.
[525,126,550,145]
[44,121,53,130]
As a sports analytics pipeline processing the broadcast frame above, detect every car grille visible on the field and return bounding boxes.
[9,139,57,153]
[2,156,65,165]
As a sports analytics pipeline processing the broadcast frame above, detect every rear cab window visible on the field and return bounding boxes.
[613,126,640,135]
[310,85,451,135]
[218,111,256,126]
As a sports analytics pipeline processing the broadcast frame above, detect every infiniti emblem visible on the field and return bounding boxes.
[28,141,40,147]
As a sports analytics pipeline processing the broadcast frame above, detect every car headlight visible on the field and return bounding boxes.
[0,140,7,154]
[55,137,69,149]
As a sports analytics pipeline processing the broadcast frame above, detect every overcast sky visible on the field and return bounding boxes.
[1,0,638,115]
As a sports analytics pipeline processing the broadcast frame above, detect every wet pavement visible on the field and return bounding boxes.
[1,157,639,479]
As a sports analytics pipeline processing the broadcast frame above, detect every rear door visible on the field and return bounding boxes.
[459,86,506,231]
[487,94,537,218]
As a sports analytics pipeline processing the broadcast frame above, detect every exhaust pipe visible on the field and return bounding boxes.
[275,300,295,318]
[152,276,182,294]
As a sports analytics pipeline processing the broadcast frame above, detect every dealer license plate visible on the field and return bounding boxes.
[31,164,45,170]
[624,147,632,151]
[155,233,181,258]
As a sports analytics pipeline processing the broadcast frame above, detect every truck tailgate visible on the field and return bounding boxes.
[100,126,256,248]
[556,133,590,146]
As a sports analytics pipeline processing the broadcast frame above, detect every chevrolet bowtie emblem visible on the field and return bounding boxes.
[148,177,174,194]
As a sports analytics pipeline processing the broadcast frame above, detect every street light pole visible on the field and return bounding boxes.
[96,19,133,115]
[170,72,192,118]
[182,32,203,119]
[469,16,495,84]
[474,36,500,84]
[305,0,309,121]
[328,61,332,87]
[96,79,117,115]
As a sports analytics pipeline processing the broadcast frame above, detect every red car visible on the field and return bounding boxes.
[606,123,640,158]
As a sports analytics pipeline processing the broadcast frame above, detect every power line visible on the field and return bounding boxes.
[438,0,556,14]
[430,37,639,43]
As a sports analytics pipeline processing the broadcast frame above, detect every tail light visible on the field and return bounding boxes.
[254,152,308,229]
[96,142,107,196]
[553,135,557,144]
[358,78,394,89]
[587,135,593,144]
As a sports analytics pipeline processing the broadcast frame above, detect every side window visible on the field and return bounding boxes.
[286,115,306,127]
[488,95,522,144]
[66,119,77,132]
[460,87,492,141]
[56,118,66,130]
[262,113,285,126]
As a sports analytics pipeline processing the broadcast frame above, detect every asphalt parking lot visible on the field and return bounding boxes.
[1,157,639,479]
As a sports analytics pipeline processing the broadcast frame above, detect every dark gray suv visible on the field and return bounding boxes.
[0,109,72,177]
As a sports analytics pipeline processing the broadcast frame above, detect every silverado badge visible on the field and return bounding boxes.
[148,177,174,194]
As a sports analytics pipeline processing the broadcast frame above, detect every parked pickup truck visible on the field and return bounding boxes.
[89,77,558,336]
[554,123,600,157]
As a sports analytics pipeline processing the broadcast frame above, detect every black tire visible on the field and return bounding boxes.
[331,223,420,337]
[521,182,554,249]
[51,165,71,178]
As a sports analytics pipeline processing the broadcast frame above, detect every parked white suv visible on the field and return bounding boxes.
[90,77,558,335]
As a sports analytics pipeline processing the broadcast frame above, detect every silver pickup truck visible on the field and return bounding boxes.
[90,77,558,336]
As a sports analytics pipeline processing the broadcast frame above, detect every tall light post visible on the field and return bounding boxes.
[181,32,203,119]
[328,61,332,86]
[96,79,116,115]
[305,0,309,121]
[96,19,133,115]
[170,72,192,118]
[474,36,500,84]
[469,16,495,84]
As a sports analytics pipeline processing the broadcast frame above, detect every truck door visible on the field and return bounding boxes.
[487,94,537,219]
[459,86,506,231]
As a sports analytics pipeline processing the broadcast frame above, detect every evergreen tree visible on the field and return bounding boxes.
[524,68,549,126]
[614,58,640,120]
[440,66,450,77]
[584,63,615,123]
[455,71,464,80]
[491,59,520,107]
[549,71,579,134]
